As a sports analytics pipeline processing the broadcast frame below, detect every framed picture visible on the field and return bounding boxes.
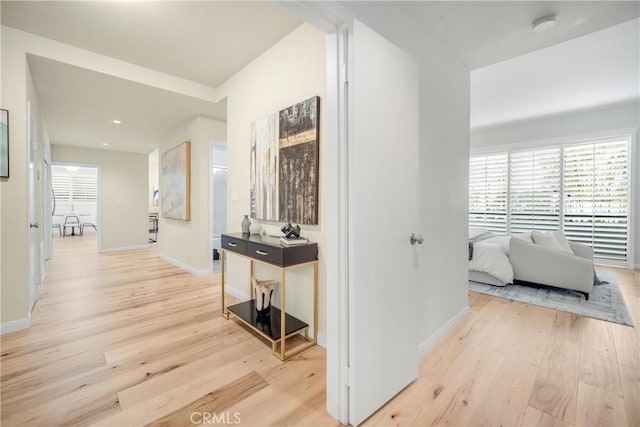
[160,141,191,221]
[278,96,320,224]
[1,109,8,178]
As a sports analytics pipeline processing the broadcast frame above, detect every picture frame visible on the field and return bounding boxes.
[1,109,9,178]
[160,141,191,221]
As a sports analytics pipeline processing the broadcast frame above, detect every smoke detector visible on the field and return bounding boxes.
[532,15,556,33]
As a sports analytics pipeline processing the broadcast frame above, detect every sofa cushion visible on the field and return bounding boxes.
[512,231,533,243]
[551,231,574,254]
[532,231,562,251]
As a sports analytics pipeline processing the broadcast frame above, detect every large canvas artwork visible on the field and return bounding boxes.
[250,114,278,221]
[160,141,191,221]
[0,109,8,178]
[278,96,320,224]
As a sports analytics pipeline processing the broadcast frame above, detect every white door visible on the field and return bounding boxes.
[348,20,420,425]
[28,102,40,308]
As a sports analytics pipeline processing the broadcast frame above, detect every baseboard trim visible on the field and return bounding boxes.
[225,285,250,301]
[1,316,31,335]
[159,253,209,277]
[418,305,469,357]
[635,263,640,270]
[99,244,150,254]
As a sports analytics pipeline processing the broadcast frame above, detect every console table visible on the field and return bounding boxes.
[220,233,318,361]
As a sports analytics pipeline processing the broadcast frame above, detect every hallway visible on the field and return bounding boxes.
[0,235,334,426]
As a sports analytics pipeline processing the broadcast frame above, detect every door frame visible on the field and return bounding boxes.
[276,2,354,423]
[208,140,227,274]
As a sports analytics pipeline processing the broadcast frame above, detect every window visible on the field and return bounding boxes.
[509,147,561,234]
[52,166,97,202]
[563,140,629,260]
[469,137,631,263]
[469,153,508,234]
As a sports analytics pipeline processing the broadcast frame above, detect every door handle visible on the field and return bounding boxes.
[30,223,39,229]
[410,233,423,245]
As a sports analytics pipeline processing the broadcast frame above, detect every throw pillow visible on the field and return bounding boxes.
[512,231,533,243]
[531,231,562,251]
[551,231,574,254]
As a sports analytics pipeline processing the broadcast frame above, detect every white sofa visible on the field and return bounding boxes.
[509,237,594,300]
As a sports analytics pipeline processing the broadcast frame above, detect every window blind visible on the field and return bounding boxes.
[563,140,629,260]
[469,153,508,234]
[509,147,561,234]
[469,137,630,263]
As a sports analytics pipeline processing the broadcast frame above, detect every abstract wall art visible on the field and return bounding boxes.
[160,141,191,221]
[278,96,320,225]
[250,114,278,221]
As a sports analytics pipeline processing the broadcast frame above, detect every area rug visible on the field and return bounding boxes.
[469,270,633,326]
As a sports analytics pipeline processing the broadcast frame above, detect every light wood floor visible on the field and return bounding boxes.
[364,268,639,427]
[1,234,638,426]
[1,234,338,426]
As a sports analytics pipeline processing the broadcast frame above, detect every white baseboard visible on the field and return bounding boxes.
[225,285,250,301]
[159,252,210,277]
[1,316,30,335]
[99,244,150,254]
[418,305,469,357]
[635,263,640,270]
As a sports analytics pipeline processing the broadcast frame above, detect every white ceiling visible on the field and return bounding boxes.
[2,1,302,88]
[5,1,639,149]
[339,1,640,69]
[28,55,226,154]
[471,18,640,128]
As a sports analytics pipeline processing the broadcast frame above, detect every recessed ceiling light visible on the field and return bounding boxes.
[532,14,556,33]
[101,142,110,146]
[112,119,122,124]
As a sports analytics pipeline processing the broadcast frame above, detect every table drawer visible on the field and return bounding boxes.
[247,242,283,266]
[222,235,247,255]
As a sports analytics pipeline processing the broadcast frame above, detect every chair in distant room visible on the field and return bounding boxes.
[52,215,64,237]
[80,215,98,234]
[63,214,82,237]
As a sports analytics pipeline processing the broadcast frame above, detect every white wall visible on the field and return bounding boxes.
[471,101,639,148]
[216,23,327,343]
[471,101,640,268]
[1,38,51,325]
[158,116,226,275]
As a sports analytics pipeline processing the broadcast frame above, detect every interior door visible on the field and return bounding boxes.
[28,102,40,309]
[348,20,420,425]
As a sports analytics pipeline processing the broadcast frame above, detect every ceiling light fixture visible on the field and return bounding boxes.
[112,119,122,124]
[101,142,110,146]
[532,14,556,33]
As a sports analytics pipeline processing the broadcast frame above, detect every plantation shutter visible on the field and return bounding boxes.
[52,174,71,201]
[509,147,561,234]
[469,153,508,234]
[563,140,629,261]
[71,175,97,201]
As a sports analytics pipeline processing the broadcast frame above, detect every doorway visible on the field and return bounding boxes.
[51,164,99,251]
[210,143,227,273]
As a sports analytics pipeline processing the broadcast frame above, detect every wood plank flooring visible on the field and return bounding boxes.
[1,233,638,426]
[363,267,639,427]
[1,234,337,426]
